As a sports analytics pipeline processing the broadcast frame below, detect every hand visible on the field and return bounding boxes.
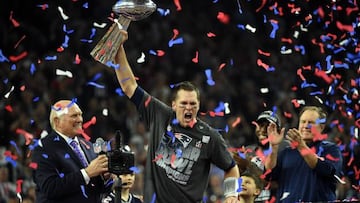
[286,128,306,149]
[85,154,108,178]
[224,196,239,203]
[267,122,285,146]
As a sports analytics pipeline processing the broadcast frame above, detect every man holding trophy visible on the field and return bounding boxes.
[91,1,240,203]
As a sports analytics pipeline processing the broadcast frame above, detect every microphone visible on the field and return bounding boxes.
[93,137,107,154]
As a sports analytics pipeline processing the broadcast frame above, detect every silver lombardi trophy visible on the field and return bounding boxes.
[90,0,156,64]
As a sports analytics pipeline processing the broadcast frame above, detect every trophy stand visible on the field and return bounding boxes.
[90,0,157,65]
[114,175,122,203]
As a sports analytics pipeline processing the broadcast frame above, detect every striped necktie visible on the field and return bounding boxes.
[70,140,88,167]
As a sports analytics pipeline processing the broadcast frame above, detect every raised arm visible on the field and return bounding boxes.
[114,31,138,98]
[265,122,285,170]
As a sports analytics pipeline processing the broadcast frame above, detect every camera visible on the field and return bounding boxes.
[94,130,135,175]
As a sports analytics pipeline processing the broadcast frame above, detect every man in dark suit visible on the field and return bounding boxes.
[31,99,111,203]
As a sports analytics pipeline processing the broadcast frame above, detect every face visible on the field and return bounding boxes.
[54,102,83,138]
[172,89,200,127]
[255,122,269,144]
[119,173,135,189]
[298,110,323,142]
[239,176,260,198]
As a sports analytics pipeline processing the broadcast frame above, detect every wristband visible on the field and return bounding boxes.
[224,177,239,198]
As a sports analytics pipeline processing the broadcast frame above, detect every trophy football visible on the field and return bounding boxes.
[90,0,157,64]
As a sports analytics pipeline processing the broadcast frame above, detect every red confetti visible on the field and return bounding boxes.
[170,153,176,168]
[74,54,81,64]
[172,29,179,40]
[156,50,165,56]
[258,49,271,56]
[9,51,28,62]
[152,154,163,162]
[325,154,340,162]
[217,12,230,24]
[57,46,65,52]
[15,128,34,145]
[83,116,96,129]
[173,0,182,11]
[296,68,306,81]
[336,21,354,32]
[206,32,216,37]
[217,63,226,71]
[231,117,241,128]
[256,0,267,12]
[145,96,152,107]
[5,105,13,112]
[257,59,270,71]
[192,51,199,63]
[20,85,26,91]
[9,11,20,27]
[4,150,18,160]
[291,99,301,108]
[283,112,292,118]
[16,179,23,193]
[78,129,91,141]
[28,162,38,169]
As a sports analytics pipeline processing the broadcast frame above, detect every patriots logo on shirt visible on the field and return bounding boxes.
[174,133,192,148]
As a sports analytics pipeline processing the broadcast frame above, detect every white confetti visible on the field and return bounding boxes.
[260,88,269,93]
[56,69,73,78]
[102,108,108,116]
[137,52,145,63]
[113,18,123,30]
[58,6,69,20]
[93,22,107,28]
[224,102,231,114]
[4,86,14,99]
[245,24,256,33]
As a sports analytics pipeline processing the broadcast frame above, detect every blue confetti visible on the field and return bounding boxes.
[0,49,9,62]
[150,193,156,203]
[115,88,125,96]
[90,28,96,39]
[45,56,57,61]
[11,64,16,70]
[270,20,279,39]
[105,61,120,69]
[168,38,184,47]
[237,152,246,159]
[175,148,182,158]
[83,2,88,8]
[62,35,70,48]
[5,157,17,167]
[80,39,93,43]
[237,178,243,192]
[63,25,74,34]
[64,153,70,159]
[205,69,215,86]
[59,173,64,178]
[80,185,88,198]
[236,0,243,14]
[130,166,140,174]
[157,8,170,16]
[91,73,102,81]
[9,140,21,155]
[42,153,49,159]
[149,50,157,55]
[87,82,105,88]
[214,101,225,113]
[33,96,40,102]
[30,63,36,75]
[236,24,245,30]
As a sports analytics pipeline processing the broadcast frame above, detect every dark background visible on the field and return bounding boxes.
[0,0,359,200]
